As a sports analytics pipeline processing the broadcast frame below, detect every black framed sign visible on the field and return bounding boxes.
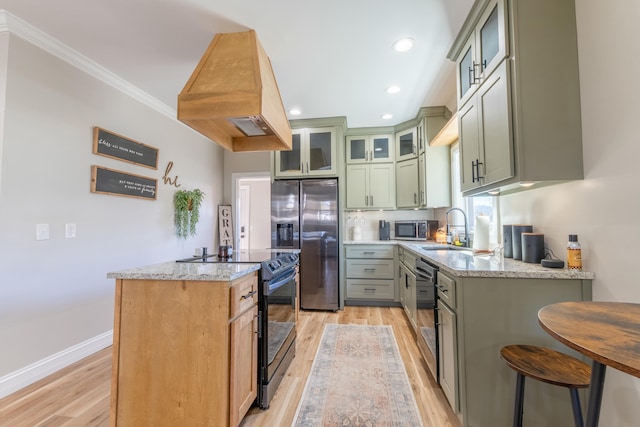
[90,165,157,200]
[92,127,159,169]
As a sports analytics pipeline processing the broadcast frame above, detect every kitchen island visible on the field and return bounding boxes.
[107,261,260,427]
[344,240,594,427]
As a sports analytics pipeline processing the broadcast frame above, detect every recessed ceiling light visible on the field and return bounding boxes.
[386,85,400,94]
[289,109,301,115]
[393,38,414,52]
[381,113,393,120]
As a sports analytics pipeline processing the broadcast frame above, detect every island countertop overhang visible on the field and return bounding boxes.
[107,260,260,282]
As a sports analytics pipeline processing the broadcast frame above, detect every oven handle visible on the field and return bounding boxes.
[415,266,435,282]
[266,269,297,294]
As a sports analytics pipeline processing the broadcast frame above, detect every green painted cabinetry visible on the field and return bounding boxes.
[438,269,592,426]
[449,0,583,196]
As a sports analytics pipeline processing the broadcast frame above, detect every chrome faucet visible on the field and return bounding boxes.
[446,208,469,248]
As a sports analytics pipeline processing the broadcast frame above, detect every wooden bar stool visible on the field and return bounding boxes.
[500,344,591,427]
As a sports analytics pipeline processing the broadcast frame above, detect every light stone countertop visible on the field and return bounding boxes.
[344,240,595,280]
[107,261,260,282]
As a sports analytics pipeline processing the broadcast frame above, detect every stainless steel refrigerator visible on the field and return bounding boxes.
[271,179,339,311]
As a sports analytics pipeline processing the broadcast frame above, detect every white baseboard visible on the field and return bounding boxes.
[0,330,113,399]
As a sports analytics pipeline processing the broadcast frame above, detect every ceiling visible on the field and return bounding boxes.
[0,0,474,129]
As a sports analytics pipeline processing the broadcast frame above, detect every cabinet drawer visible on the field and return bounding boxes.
[229,274,258,319]
[346,259,395,279]
[437,271,456,309]
[346,279,395,300]
[346,245,393,259]
[401,250,417,269]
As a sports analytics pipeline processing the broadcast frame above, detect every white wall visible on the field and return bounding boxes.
[0,32,224,388]
[500,0,640,423]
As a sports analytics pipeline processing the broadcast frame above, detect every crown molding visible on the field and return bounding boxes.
[0,10,176,119]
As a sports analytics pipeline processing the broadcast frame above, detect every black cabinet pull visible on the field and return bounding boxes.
[241,290,257,300]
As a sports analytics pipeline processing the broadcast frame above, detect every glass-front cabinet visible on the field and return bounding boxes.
[395,127,417,162]
[346,134,393,164]
[274,127,337,177]
[456,0,507,106]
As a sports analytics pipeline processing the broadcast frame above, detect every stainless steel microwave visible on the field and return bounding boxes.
[395,220,427,240]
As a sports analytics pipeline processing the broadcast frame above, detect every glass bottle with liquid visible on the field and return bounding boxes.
[567,234,582,270]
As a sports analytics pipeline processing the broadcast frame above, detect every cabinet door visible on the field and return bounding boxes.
[346,136,368,164]
[476,0,508,81]
[396,158,419,208]
[478,61,513,187]
[370,135,394,163]
[275,130,303,177]
[395,128,417,161]
[369,163,395,209]
[418,154,426,206]
[229,305,258,427]
[438,301,458,411]
[457,36,477,106]
[458,97,482,192]
[346,135,394,164]
[406,268,417,332]
[345,164,369,209]
[307,127,336,175]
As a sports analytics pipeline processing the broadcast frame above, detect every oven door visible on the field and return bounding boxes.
[415,259,438,382]
[260,268,297,393]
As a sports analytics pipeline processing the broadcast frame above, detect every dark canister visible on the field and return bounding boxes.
[379,220,390,240]
[522,233,545,263]
[503,225,513,258]
[512,225,533,260]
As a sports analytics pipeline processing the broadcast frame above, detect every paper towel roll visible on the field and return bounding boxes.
[352,226,362,241]
[473,215,490,251]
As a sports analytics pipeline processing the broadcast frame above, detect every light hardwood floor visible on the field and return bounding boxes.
[0,306,460,427]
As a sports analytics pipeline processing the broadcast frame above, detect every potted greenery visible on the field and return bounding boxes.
[174,188,204,239]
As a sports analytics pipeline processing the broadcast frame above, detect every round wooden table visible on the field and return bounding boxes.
[538,301,640,427]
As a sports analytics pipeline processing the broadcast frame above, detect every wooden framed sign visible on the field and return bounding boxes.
[90,165,157,200]
[218,205,234,246]
[93,127,159,169]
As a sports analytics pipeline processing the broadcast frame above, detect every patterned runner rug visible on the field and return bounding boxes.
[291,324,423,426]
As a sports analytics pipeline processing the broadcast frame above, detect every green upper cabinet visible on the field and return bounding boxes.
[274,127,337,178]
[395,127,418,162]
[459,61,513,192]
[456,0,508,106]
[346,134,394,164]
[449,0,583,196]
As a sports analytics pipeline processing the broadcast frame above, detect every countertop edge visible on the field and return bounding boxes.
[344,240,595,280]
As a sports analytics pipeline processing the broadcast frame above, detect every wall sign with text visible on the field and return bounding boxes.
[218,205,234,246]
[90,165,157,200]
[93,127,159,169]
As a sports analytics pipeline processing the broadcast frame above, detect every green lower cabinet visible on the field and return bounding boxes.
[439,271,592,427]
[345,245,396,304]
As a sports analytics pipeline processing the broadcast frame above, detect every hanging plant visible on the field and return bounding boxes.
[174,188,204,239]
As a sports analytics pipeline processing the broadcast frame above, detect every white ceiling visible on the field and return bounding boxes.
[0,0,474,128]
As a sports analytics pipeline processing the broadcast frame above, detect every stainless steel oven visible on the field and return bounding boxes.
[415,257,438,381]
[258,259,298,409]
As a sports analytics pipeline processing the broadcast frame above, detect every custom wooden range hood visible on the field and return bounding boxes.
[178,30,292,152]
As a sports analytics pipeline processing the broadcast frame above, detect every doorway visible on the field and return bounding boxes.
[233,173,271,250]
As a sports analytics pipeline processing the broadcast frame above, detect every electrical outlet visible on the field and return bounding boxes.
[65,223,76,239]
[36,224,49,241]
